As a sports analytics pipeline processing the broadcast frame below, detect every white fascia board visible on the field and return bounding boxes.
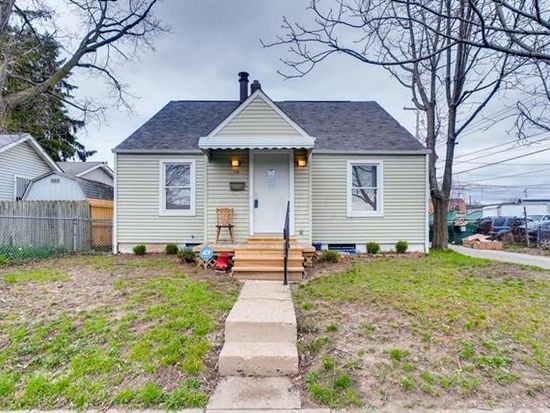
[198,135,316,150]
[112,148,203,154]
[313,149,430,155]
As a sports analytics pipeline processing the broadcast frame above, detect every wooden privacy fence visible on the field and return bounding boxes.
[89,199,113,247]
[0,201,112,253]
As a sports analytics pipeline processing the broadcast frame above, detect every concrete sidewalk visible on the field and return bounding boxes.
[21,407,549,412]
[450,245,550,270]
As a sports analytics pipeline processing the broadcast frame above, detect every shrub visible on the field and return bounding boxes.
[326,323,338,332]
[395,240,409,253]
[165,243,179,255]
[179,248,196,263]
[366,242,381,254]
[133,244,146,255]
[0,255,10,266]
[319,249,340,263]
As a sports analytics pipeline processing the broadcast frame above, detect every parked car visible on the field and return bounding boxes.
[475,216,532,242]
[528,221,550,248]
[528,214,550,229]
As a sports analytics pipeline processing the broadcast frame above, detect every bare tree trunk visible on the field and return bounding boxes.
[0,98,8,132]
[432,194,449,248]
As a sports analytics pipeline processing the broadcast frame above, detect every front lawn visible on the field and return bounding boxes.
[294,250,550,409]
[0,254,238,409]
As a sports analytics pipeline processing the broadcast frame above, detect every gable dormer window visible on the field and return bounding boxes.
[159,160,196,216]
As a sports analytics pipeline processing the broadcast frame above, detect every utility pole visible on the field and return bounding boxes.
[404,107,420,140]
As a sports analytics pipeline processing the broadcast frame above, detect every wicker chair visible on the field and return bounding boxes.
[216,207,235,243]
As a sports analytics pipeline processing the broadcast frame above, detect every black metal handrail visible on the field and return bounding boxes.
[283,200,290,285]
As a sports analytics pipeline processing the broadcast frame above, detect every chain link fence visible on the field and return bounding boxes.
[528,224,550,249]
[0,216,112,265]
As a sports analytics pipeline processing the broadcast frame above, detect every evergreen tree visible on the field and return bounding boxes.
[4,32,95,161]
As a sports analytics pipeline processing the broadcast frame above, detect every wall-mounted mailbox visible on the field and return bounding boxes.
[229,181,246,191]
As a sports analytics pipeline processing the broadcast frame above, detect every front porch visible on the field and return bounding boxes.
[192,235,317,281]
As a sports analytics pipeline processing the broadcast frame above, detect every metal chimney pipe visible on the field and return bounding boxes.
[238,72,249,103]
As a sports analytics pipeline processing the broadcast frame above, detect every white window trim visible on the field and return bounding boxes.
[158,159,196,216]
[346,160,384,218]
[13,174,33,201]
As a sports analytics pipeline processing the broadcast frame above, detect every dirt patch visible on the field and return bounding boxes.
[504,245,550,257]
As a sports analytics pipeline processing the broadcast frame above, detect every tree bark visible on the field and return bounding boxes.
[0,97,8,132]
[432,195,449,248]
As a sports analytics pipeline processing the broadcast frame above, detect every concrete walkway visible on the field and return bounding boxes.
[450,245,550,270]
[207,281,300,410]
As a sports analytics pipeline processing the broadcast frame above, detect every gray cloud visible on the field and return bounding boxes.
[63,0,548,204]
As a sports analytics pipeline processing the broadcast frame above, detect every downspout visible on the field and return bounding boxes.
[112,152,118,254]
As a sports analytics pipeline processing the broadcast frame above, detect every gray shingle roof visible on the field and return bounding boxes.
[114,100,425,152]
[75,177,113,200]
[57,161,105,176]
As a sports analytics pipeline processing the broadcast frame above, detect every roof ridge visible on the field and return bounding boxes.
[278,100,376,103]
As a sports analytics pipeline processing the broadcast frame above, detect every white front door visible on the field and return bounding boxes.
[253,152,290,234]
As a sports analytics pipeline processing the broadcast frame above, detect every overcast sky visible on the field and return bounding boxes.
[67,0,550,204]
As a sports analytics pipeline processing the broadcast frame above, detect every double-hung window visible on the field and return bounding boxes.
[159,160,196,216]
[346,160,383,217]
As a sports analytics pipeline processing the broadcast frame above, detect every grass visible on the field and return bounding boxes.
[2,268,70,283]
[0,245,67,265]
[0,255,238,409]
[294,250,550,408]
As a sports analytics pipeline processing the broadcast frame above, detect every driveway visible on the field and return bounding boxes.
[450,245,550,270]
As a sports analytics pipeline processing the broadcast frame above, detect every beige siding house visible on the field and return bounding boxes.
[113,72,429,254]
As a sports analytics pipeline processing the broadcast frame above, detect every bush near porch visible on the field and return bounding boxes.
[294,250,550,409]
[0,254,238,409]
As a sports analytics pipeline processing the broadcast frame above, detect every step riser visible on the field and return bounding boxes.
[225,322,296,343]
[233,272,303,281]
[234,251,303,257]
[233,265,303,274]
[219,354,298,376]
[233,259,304,268]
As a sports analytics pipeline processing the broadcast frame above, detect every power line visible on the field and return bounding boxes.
[453,146,550,176]
[458,166,550,183]
[453,132,550,162]
[451,161,550,166]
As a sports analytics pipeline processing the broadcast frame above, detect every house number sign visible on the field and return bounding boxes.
[267,169,276,186]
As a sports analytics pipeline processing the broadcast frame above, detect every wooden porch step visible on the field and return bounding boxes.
[233,271,303,282]
[233,266,304,273]
[247,235,297,244]
[234,250,303,257]
[234,259,304,269]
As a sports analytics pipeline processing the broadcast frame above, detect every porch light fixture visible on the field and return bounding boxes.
[297,159,307,167]
[231,159,240,167]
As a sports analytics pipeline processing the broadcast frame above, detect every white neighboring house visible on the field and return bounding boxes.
[480,199,550,218]
[0,133,61,201]
[24,164,114,202]
[57,162,114,186]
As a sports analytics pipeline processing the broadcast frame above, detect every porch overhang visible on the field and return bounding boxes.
[198,135,316,151]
